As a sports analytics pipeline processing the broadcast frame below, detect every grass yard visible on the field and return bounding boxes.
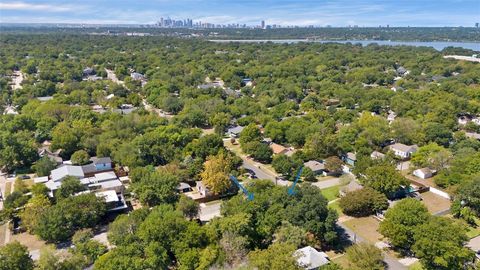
[466,217,480,239]
[408,261,424,270]
[328,200,343,216]
[4,182,12,195]
[420,191,451,214]
[11,232,47,251]
[342,216,383,243]
[0,224,6,245]
[331,254,350,269]
[321,185,340,201]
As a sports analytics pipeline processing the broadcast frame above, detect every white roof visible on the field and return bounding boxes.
[51,165,84,182]
[91,179,123,190]
[93,172,118,182]
[44,180,62,191]
[295,246,329,269]
[95,190,119,203]
[34,176,49,184]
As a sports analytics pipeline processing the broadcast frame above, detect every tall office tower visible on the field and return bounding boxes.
[261,20,265,29]
[476,22,479,28]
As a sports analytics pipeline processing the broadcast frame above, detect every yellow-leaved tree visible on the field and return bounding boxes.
[200,152,233,195]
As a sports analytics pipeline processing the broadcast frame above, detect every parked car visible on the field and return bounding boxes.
[19,175,31,180]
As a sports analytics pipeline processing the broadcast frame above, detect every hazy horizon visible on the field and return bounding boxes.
[0,0,479,27]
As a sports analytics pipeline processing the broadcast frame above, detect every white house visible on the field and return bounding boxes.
[413,168,433,179]
[389,143,418,159]
[295,246,330,270]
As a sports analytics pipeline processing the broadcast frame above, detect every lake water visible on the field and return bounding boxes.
[210,39,480,51]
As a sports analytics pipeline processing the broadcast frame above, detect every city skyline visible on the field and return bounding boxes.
[0,0,479,27]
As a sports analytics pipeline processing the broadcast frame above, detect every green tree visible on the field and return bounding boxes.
[130,167,179,207]
[56,176,85,199]
[32,156,57,177]
[301,167,317,182]
[0,241,34,270]
[239,123,261,149]
[94,242,169,270]
[20,194,51,233]
[379,198,430,250]
[107,209,149,246]
[362,164,408,197]
[36,193,106,242]
[247,141,273,163]
[273,221,307,248]
[346,243,384,270]
[248,243,301,270]
[71,150,90,165]
[339,187,388,217]
[177,195,200,220]
[72,229,108,264]
[412,216,474,270]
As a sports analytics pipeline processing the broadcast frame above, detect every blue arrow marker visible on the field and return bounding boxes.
[229,175,254,201]
[288,166,303,195]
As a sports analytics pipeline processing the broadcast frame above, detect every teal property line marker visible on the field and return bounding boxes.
[287,166,303,195]
[229,175,254,201]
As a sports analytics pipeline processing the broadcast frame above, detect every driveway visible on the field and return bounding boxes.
[199,201,222,222]
[338,222,407,270]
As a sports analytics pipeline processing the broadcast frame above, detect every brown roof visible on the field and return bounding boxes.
[270,143,287,155]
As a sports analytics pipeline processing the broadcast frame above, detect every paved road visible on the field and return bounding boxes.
[337,223,407,270]
[468,235,480,253]
[199,201,222,222]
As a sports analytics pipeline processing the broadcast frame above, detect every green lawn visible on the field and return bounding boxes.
[328,200,343,216]
[408,261,424,270]
[321,185,340,201]
[466,217,480,239]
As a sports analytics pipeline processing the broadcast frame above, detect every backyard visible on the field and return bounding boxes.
[420,191,451,214]
[342,216,383,243]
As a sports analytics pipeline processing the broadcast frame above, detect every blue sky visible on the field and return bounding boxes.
[0,0,479,26]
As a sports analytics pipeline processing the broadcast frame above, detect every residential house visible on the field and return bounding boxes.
[370,151,386,160]
[177,182,193,193]
[295,246,330,270]
[38,141,63,164]
[83,67,95,76]
[387,110,396,122]
[130,72,145,81]
[458,115,472,125]
[389,143,418,159]
[343,152,357,167]
[197,82,222,90]
[241,78,253,87]
[95,190,128,211]
[270,143,288,155]
[90,157,112,171]
[226,125,244,138]
[413,168,434,179]
[304,160,325,175]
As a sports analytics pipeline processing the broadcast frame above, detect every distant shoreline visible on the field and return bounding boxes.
[209,39,480,51]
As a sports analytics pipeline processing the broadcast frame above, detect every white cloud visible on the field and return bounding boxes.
[0,1,75,12]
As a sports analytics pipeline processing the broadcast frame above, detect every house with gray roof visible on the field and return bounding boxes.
[304,161,325,175]
[227,125,244,138]
[389,143,418,159]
